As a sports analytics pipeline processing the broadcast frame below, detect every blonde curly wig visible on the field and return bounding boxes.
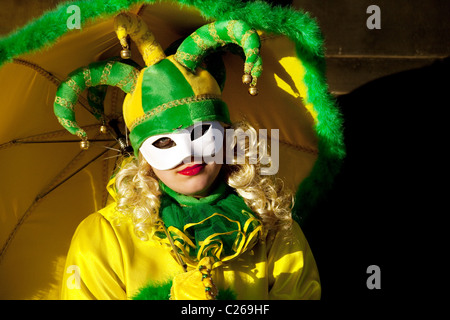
[113,121,293,241]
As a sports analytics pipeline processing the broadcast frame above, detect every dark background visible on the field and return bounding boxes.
[2,0,449,303]
[296,0,449,303]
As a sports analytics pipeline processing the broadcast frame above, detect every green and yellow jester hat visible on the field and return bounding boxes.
[53,12,262,158]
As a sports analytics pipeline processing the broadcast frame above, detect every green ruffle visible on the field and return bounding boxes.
[154,181,262,268]
[131,278,237,300]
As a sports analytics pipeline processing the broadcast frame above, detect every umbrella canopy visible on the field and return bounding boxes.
[0,0,344,299]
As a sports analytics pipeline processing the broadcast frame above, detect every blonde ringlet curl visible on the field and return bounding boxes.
[224,120,294,233]
[113,121,293,241]
[113,154,161,241]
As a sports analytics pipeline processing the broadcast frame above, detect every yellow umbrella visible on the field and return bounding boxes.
[0,0,344,299]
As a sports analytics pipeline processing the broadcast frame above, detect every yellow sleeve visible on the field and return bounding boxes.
[267,221,321,300]
[60,212,127,300]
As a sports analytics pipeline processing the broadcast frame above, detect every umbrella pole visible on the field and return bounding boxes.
[161,224,188,272]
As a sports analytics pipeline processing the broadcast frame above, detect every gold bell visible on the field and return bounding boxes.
[99,125,108,134]
[242,73,252,84]
[80,140,90,150]
[248,86,258,96]
[120,48,131,59]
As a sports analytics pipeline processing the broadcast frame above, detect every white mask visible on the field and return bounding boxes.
[139,121,224,170]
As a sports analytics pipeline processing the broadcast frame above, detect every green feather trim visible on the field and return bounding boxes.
[0,0,345,225]
[216,287,238,300]
[132,280,173,300]
[132,279,237,300]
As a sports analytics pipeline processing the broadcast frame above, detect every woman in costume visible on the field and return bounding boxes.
[58,12,320,300]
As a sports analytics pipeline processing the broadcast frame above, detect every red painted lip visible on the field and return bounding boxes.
[177,163,205,176]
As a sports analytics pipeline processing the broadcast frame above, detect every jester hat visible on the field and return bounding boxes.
[53,12,262,154]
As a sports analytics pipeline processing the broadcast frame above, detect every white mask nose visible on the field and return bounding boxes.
[139,121,224,171]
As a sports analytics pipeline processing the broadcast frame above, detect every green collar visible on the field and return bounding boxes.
[158,179,228,207]
[155,180,262,268]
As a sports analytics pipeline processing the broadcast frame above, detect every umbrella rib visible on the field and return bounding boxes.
[103,145,121,152]
[0,147,113,264]
[11,139,115,144]
[12,58,97,117]
[38,148,111,200]
[277,138,319,155]
[0,125,117,151]
[1,125,98,144]
[12,58,60,87]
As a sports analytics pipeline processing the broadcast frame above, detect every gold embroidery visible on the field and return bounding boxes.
[75,130,86,138]
[240,29,256,48]
[82,67,92,87]
[129,94,221,131]
[208,23,226,46]
[227,20,238,44]
[244,62,254,74]
[56,117,86,138]
[99,61,114,85]
[139,31,152,42]
[129,69,139,93]
[141,34,165,65]
[245,47,260,57]
[116,68,139,94]
[55,96,75,111]
[133,17,143,36]
[252,64,263,74]
[191,31,208,51]
[174,51,201,63]
[66,78,82,95]
[87,90,102,105]
[56,116,79,129]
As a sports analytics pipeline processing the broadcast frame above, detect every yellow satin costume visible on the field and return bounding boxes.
[61,185,321,300]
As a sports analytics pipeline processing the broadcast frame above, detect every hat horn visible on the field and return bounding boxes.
[53,60,139,146]
[114,12,166,66]
[174,20,262,95]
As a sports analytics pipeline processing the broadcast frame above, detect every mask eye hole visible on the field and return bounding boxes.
[152,137,176,149]
[191,124,211,141]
